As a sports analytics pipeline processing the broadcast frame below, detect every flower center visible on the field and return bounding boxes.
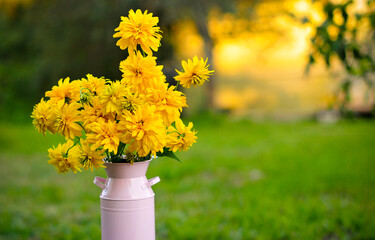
[122,100,137,113]
[191,73,202,84]
[135,69,142,77]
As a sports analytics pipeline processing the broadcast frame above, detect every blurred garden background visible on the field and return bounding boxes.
[1,0,375,239]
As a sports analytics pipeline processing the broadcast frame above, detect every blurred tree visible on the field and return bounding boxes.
[304,0,375,114]
[0,0,232,119]
[0,0,285,121]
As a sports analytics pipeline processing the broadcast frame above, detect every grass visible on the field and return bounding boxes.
[0,117,374,239]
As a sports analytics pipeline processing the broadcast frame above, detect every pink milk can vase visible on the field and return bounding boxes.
[94,159,160,240]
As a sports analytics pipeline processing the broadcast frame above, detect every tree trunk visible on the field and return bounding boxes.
[195,13,215,110]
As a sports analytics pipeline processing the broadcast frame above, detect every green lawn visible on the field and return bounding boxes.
[0,118,374,239]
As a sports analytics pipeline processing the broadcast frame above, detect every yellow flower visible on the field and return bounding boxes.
[80,74,107,96]
[31,98,56,135]
[120,51,164,92]
[81,97,108,127]
[45,77,80,104]
[86,119,125,154]
[113,9,162,55]
[121,105,166,157]
[48,140,82,173]
[76,139,104,171]
[55,102,83,140]
[121,91,144,114]
[100,81,128,115]
[174,56,214,88]
[167,119,197,152]
[146,83,187,125]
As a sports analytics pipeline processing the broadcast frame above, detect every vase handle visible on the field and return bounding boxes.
[142,176,160,190]
[94,176,106,189]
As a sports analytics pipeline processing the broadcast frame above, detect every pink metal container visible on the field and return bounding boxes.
[94,160,160,240]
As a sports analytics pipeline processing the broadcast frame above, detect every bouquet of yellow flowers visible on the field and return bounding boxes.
[31,9,213,174]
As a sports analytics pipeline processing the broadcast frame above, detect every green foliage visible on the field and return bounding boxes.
[157,147,182,163]
[1,119,375,239]
[305,0,375,112]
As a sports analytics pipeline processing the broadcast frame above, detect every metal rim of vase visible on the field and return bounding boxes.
[103,160,151,165]
[103,156,156,165]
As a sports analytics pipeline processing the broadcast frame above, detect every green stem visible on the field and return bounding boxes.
[80,87,92,94]
[65,138,80,156]
[77,122,86,134]
[114,142,126,161]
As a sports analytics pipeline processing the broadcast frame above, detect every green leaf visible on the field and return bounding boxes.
[157,148,182,163]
